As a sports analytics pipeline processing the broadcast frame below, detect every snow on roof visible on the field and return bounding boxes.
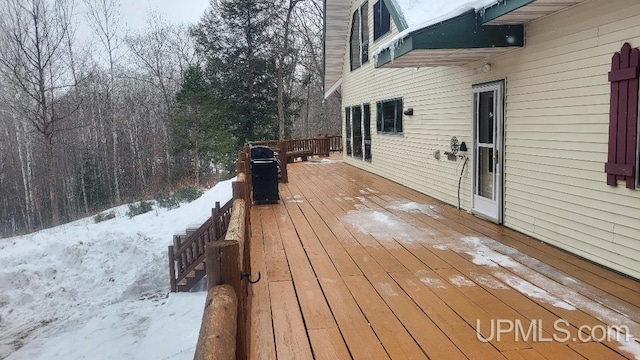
[373,0,500,60]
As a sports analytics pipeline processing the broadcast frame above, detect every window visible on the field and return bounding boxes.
[349,13,360,71]
[376,98,403,135]
[349,2,369,71]
[345,104,372,161]
[373,0,390,41]
[352,106,363,158]
[363,104,372,161]
[345,107,352,156]
[361,5,369,64]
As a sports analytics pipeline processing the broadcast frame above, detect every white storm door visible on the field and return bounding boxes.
[472,82,504,223]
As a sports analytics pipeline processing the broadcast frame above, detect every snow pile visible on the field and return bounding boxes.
[373,0,499,60]
[0,179,233,360]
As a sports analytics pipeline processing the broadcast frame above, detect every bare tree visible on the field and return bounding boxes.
[85,0,122,203]
[0,0,80,226]
[126,15,197,183]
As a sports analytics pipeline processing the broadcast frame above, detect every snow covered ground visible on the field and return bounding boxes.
[0,179,233,360]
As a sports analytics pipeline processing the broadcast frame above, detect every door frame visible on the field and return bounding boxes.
[471,80,505,224]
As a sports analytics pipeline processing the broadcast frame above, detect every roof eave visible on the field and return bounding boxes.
[323,0,351,94]
[374,11,525,68]
[481,0,536,24]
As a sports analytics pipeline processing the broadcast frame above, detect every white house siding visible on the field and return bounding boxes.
[341,0,640,279]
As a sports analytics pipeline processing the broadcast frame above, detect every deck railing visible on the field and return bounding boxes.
[191,136,336,358]
[329,135,343,152]
[252,135,340,157]
[251,135,339,184]
[195,149,252,360]
[168,199,234,292]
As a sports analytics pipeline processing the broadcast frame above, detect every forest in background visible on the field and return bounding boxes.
[0,0,341,238]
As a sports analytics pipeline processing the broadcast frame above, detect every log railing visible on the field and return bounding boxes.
[194,284,237,360]
[195,148,252,360]
[193,136,337,358]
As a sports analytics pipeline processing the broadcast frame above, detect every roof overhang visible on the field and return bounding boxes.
[375,11,525,68]
[324,78,342,99]
[482,0,585,25]
[323,0,351,98]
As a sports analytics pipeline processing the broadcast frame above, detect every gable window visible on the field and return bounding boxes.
[373,0,390,41]
[350,2,369,71]
[376,98,403,135]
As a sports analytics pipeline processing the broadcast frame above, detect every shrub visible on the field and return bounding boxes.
[126,201,154,218]
[94,211,116,223]
[173,186,203,203]
[155,194,179,209]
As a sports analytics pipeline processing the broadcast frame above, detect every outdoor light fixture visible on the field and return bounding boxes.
[473,63,491,74]
[404,108,414,115]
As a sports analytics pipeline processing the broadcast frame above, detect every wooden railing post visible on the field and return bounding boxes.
[232,180,243,200]
[206,240,240,290]
[245,150,252,200]
[212,201,221,240]
[173,234,184,273]
[168,245,176,292]
[322,135,330,156]
[278,140,288,183]
[237,152,247,175]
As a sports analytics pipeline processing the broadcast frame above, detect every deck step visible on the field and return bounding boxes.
[176,268,206,292]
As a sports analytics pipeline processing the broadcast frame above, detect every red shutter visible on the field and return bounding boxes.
[606,43,639,189]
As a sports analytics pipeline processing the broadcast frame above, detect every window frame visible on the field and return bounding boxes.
[345,107,352,156]
[349,2,369,71]
[376,98,403,135]
[352,106,364,159]
[363,103,372,162]
[373,0,391,41]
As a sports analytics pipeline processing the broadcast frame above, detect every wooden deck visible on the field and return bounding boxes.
[248,157,640,359]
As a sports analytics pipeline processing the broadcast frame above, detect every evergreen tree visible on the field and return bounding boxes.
[171,66,235,183]
[191,0,280,147]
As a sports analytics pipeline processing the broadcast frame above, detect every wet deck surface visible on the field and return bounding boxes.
[248,157,640,359]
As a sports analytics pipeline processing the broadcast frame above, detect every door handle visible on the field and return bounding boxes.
[495,149,499,164]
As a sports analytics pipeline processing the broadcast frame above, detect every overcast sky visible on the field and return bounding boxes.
[119,0,210,29]
[76,0,211,42]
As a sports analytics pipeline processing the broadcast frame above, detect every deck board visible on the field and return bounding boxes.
[248,157,640,359]
[248,207,276,360]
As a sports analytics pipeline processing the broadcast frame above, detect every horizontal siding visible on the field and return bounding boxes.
[341,0,640,278]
